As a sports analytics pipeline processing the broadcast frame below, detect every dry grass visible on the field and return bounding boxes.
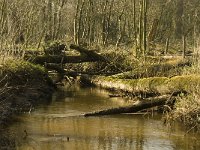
[169,57,200,132]
[169,57,200,131]
[169,92,200,131]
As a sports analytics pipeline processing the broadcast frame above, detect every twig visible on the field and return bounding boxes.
[184,124,197,135]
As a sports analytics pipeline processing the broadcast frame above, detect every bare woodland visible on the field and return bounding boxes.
[0,0,200,57]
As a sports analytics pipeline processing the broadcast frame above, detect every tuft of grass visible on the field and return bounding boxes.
[163,69,200,131]
[170,92,200,131]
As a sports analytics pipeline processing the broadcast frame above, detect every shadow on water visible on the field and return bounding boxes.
[2,85,200,150]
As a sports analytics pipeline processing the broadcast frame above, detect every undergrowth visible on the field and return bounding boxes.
[169,92,200,132]
[0,59,51,87]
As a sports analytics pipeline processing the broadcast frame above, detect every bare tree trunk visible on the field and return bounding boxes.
[138,0,143,55]
[104,0,114,46]
[175,0,184,39]
[55,0,66,40]
[77,0,86,45]
[0,0,7,50]
[182,35,186,58]
[132,0,138,57]
[116,1,126,47]
[193,9,198,58]
[102,0,108,46]
[74,0,81,45]
[142,0,148,56]
[87,0,93,46]
[47,0,53,39]
[165,37,170,55]
[148,19,159,43]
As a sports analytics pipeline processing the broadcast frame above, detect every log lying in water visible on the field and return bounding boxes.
[84,95,175,117]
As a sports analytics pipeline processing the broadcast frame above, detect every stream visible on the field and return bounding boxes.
[6,85,200,150]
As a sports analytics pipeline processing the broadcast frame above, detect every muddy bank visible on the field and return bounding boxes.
[0,83,54,149]
[0,60,55,149]
[0,60,55,126]
[0,81,54,126]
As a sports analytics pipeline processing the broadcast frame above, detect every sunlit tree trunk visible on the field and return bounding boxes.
[132,0,138,56]
[104,0,114,46]
[138,0,143,55]
[175,0,184,39]
[142,0,148,56]
[74,0,81,44]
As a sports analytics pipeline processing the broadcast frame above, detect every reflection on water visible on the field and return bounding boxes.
[7,85,200,150]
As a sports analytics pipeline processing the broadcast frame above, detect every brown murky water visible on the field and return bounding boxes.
[7,85,200,150]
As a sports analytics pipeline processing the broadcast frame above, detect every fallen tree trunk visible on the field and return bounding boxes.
[45,63,65,73]
[112,60,191,79]
[64,71,120,77]
[84,95,175,117]
[81,75,200,97]
[29,44,107,65]
[45,63,120,77]
[70,44,107,62]
[32,55,106,65]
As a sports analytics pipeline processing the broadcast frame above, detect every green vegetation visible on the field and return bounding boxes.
[92,75,200,96]
[0,60,50,86]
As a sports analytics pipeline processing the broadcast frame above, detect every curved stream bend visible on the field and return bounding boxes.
[7,86,200,150]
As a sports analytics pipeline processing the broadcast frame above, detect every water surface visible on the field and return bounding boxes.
[8,85,200,150]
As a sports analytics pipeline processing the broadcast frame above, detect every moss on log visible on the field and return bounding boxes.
[82,75,200,96]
